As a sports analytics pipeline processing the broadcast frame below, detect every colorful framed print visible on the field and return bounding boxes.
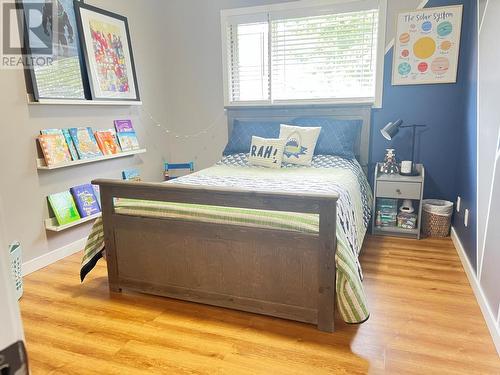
[21,0,88,100]
[74,2,140,101]
[392,5,463,85]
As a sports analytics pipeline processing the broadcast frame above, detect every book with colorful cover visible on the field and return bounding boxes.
[114,119,140,151]
[40,128,63,135]
[69,127,103,159]
[62,129,79,161]
[95,130,120,155]
[114,119,134,133]
[38,134,72,166]
[70,184,101,217]
[48,191,81,226]
[107,129,121,151]
[122,168,141,181]
[41,128,79,161]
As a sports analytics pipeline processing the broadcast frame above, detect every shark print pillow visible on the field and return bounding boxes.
[279,125,321,166]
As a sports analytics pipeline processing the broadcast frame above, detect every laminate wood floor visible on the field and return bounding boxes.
[20,235,500,374]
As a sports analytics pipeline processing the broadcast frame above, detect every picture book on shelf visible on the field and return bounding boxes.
[114,119,140,151]
[107,128,120,150]
[95,130,120,155]
[114,119,134,133]
[40,128,63,135]
[62,129,79,161]
[70,184,101,217]
[38,134,72,166]
[48,191,81,226]
[122,168,141,181]
[41,128,79,161]
[69,127,103,159]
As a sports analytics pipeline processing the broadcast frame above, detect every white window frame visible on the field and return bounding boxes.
[221,0,387,108]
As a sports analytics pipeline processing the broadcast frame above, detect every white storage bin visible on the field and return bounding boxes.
[9,242,23,300]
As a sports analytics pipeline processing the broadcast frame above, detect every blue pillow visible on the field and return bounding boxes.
[223,120,281,155]
[291,117,362,158]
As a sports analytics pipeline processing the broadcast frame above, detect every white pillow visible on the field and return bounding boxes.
[248,136,284,169]
[280,124,321,166]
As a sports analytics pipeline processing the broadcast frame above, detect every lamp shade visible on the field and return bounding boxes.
[381,119,403,140]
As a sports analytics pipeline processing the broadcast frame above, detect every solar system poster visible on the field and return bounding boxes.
[392,5,463,85]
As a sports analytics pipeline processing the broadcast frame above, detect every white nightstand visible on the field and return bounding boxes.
[372,163,425,239]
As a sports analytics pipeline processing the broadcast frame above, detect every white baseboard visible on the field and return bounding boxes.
[22,237,86,276]
[451,227,500,356]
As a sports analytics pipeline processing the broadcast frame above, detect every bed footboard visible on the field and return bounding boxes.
[92,179,338,332]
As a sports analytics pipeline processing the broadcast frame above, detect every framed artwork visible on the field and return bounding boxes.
[74,2,140,101]
[21,0,88,100]
[392,5,463,86]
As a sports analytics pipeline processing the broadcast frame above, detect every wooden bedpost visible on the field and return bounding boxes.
[317,200,337,332]
[99,185,122,293]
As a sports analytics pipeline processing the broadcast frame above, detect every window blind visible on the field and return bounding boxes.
[227,21,270,102]
[225,3,380,104]
[271,10,378,101]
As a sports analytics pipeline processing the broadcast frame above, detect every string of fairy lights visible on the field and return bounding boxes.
[140,106,224,140]
[136,106,226,164]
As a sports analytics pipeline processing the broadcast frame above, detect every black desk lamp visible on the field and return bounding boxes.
[381,119,426,176]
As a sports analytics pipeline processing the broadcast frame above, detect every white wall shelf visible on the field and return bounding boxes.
[37,149,146,170]
[45,212,101,232]
[27,95,142,106]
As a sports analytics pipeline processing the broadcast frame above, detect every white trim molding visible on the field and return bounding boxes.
[22,238,86,276]
[451,227,500,356]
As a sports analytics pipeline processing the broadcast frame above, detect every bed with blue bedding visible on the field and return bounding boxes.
[82,153,372,325]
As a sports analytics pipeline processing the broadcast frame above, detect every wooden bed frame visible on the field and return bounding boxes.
[93,106,371,332]
[93,180,338,332]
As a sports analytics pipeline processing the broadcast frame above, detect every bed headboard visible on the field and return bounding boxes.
[226,105,372,174]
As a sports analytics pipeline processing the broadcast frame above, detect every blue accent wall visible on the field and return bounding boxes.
[371,0,477,265]
[371,0,475,201]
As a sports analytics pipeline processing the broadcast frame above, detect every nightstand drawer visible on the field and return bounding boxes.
[376,181,421,199]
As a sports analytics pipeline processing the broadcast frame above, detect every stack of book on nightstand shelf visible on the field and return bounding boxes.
[375,198,398,227]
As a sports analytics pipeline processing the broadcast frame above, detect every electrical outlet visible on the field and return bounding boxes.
[456,196,461,212]
[464,209,469,227]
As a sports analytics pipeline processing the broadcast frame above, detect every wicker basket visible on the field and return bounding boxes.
[421,200,453,238]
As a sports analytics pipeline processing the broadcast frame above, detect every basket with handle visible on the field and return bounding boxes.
[421,200,454,237]
[9,242,23,300]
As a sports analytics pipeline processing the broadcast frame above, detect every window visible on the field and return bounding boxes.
[221,0,386,106]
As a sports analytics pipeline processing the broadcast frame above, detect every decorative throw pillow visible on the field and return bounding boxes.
[248,136,284,169]
[279,125,321,166]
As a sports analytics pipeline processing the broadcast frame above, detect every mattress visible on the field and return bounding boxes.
[81,154,373,324]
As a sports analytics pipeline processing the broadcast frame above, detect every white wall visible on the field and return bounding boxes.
[477,0,500,273]
[472,0,500,354]
[0,0,169,263]
[478,0,500,337]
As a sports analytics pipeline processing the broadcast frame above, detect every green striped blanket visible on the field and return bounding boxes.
[82,155,372,324]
